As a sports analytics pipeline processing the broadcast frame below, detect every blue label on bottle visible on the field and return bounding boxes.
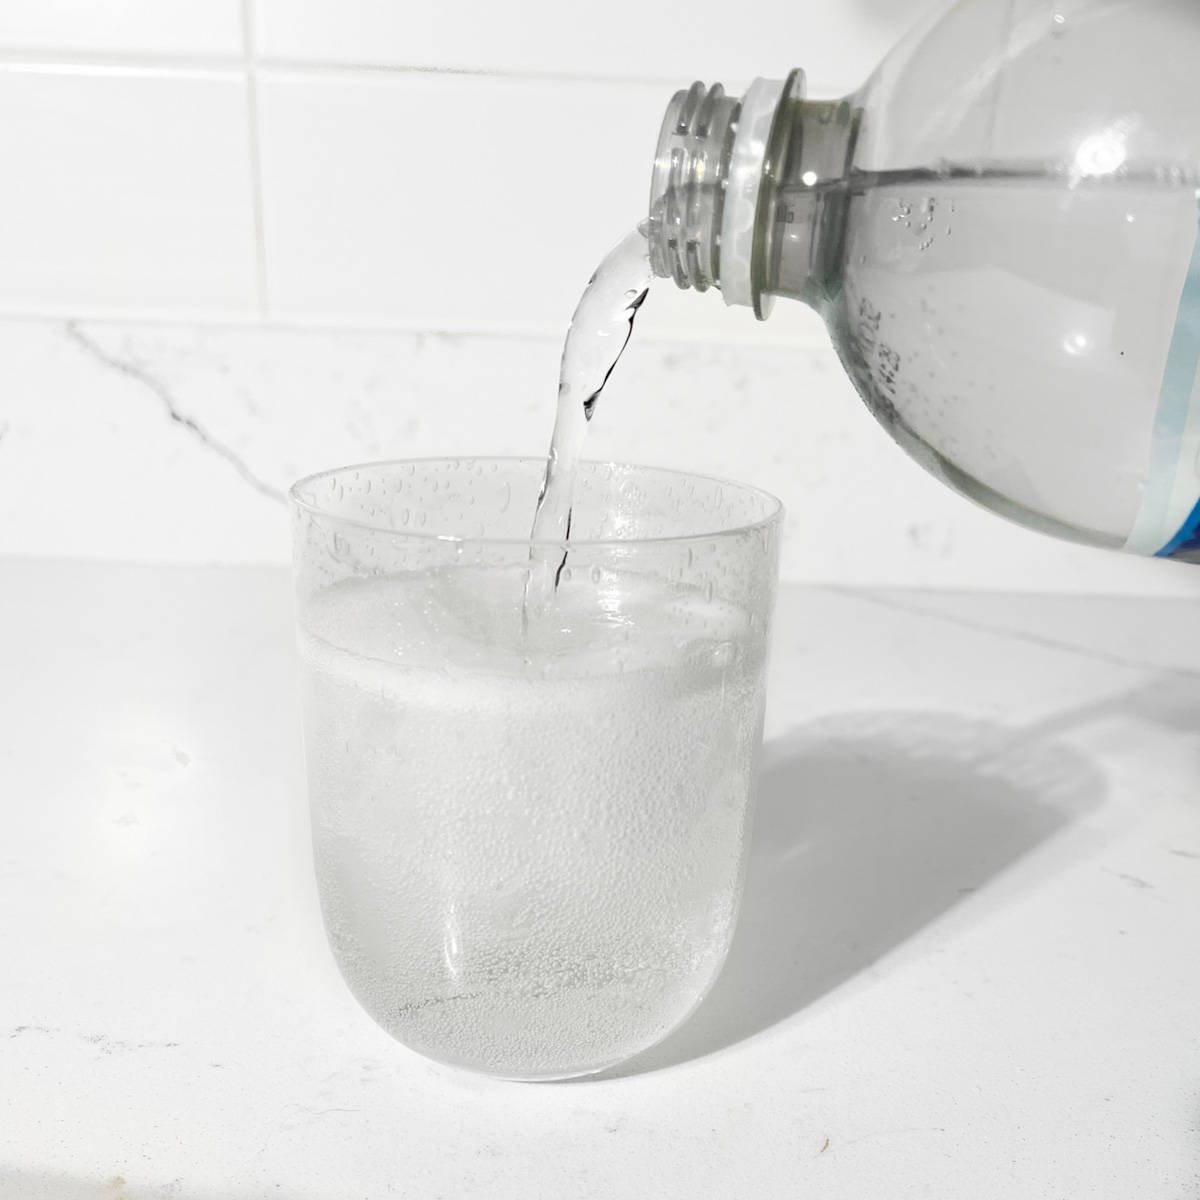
[1124,197,1200,559]
[1158,496,1200,559]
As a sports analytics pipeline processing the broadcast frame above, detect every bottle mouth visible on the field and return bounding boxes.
[647,81,741,293]
[647,72,804,312]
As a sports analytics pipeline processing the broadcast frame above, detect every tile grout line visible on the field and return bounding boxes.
[241,0,270,320]
[0,47,857,97]
[0,305,835,351]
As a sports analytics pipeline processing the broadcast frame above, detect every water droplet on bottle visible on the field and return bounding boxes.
[589,564,602,584]
[1051,11,1067,35]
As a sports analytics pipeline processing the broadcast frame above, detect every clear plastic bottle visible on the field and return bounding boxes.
[647,0,1200,561]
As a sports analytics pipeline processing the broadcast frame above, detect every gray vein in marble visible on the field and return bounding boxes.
[825,586,1200,680]
[1108,870,1154,890]
[64,322,285,504]
[9,1024,179,1053]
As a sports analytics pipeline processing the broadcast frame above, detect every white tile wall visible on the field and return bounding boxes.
[0,65,258,319]
[255,69,821,345]
[0,0,1192,596]
[256,71,663,333]
[0,0,244,58]
[254,0,934,93]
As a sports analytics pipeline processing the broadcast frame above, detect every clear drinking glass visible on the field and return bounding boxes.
[290,458,782,1080]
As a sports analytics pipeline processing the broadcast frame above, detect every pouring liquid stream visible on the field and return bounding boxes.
[523,224,652,625]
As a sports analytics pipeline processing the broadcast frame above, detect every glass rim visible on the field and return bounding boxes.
[288,456,784,549]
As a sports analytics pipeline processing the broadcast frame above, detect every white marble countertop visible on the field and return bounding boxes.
[2,558,1198,1199]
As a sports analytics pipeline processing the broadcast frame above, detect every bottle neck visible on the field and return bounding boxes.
[648,72,861,318]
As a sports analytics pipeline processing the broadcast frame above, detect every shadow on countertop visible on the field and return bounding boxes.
[605,705,1112,1077]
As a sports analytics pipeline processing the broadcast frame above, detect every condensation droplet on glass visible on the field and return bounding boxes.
[589,565,602,584]
[1051,11,1067,35]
